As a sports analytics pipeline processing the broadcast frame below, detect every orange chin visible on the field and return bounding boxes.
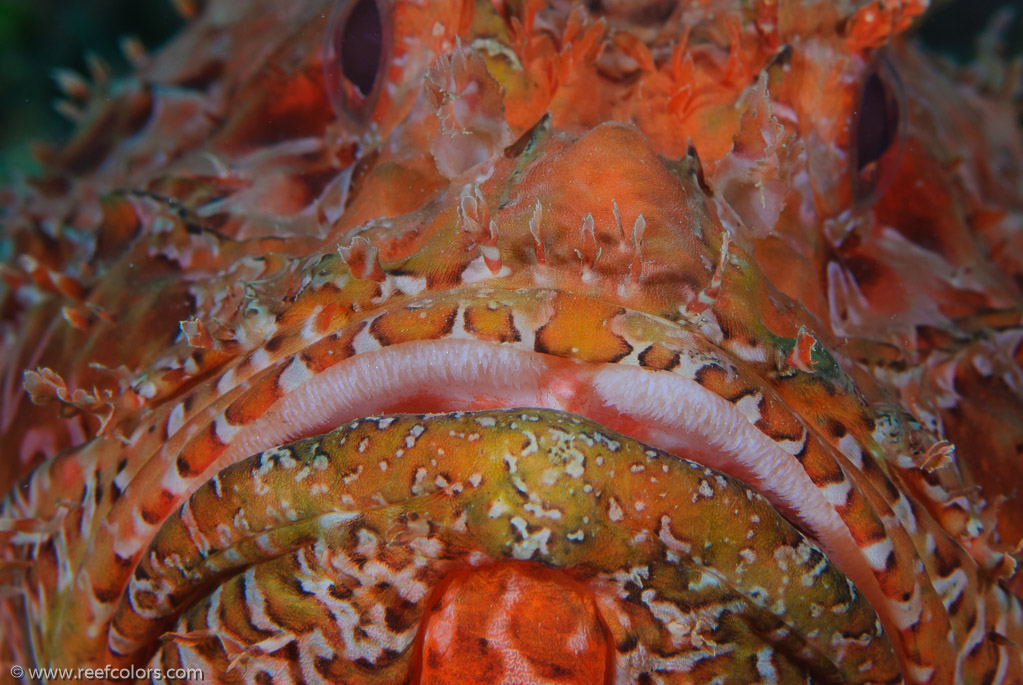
[417,563,611,685]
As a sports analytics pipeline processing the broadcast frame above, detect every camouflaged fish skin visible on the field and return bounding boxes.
[1,0,1022,683]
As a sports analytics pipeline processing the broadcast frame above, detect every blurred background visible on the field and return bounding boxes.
[0,0,183,179]
[0,0,1019,181]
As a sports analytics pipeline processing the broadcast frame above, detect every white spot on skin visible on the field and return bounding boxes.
[733,393,762,424]
[166,403,185,439]
[214,412,240,442]
[658,516,691,556]
[802,555,829,587]
[756,646,778,680]
[351,322,381,354]
[232,508,251,532]
[215,367,237,396]
[405,424,425,448]
[460,255,510,283]
[215,523,233,547]
[509,517,551,559]
[394,275,428,296]
[355,528,379,557]
[726,340,769,363]
[889,492,917,535]
[971,354,992,376]
[592,432,621,451]
[249,347,273,372]
[863,537,894,573]
[276,450,298,469]
[524,501,562,520]
[541,468,561,486]
[411,467,430,495]
[521,430,538,456]
[819,478,852,507]
[776,433,806,456]
[488,499,509,518]
[608,498,624,522]
[885,583,925,632]
[688,571,721,592]
[932,567,967,612]
[562,448,585,479]
[279,356,315,394]
[136,380,158,399]
[837,433,864,469]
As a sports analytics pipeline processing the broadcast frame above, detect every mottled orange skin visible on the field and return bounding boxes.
[1,0,1023,683]
[418,560,610,683]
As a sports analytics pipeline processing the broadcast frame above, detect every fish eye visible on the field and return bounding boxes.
[850,55,906,208]
[323,0,389,121]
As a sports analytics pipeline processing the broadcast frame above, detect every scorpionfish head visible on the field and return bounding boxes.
[2,0,1023,683]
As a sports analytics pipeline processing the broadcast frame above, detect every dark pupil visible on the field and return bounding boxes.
[339,0,382,98]
[856,71,897,171]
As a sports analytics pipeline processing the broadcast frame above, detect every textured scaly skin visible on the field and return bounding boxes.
[0,0,1022,682]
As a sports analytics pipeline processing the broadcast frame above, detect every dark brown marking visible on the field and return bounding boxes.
[385,599,420,633]
[264,333,288,353]
[694,363,749,401]
[637,344,680,371]
[140,488,178,525]
[825,418,847,438]
[176,455,199,478]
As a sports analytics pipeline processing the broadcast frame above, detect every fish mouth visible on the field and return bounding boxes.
[216,337,853,555]
[119,290,903,680]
